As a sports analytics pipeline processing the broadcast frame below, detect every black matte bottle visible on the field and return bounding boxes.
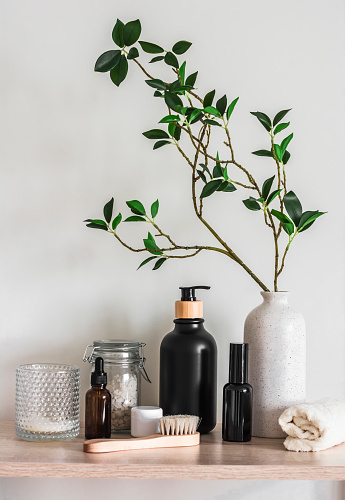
[222,343,252,442]
[85,357,111,439]
[159,286,217,434]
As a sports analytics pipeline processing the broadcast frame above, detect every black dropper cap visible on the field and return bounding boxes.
[179,286,211,301]
[229,343,248,384]
[91,357,107,386]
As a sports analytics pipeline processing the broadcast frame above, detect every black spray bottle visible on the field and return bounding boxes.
[159,286,217,434]
[222,343,252,442]
[85,357,111,439]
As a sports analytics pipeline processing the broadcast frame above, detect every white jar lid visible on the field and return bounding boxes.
[131,406,163,437]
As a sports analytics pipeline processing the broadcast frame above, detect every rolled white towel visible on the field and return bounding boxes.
[278,398,345,452]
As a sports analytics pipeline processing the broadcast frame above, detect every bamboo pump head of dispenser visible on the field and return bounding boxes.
[175,286,211,319]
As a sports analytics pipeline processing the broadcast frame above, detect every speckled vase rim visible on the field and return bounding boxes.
[260,291,290,294]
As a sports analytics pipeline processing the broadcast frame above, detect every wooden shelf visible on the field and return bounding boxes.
[1,421,345,480]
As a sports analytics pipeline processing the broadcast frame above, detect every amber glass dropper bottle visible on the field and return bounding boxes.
[85,356,111,439]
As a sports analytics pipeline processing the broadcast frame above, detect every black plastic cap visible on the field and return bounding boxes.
[229,343,248,384]
[91,356,107,386]
[179,286,211,301]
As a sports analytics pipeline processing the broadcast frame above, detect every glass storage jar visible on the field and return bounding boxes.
[83,340,151,432]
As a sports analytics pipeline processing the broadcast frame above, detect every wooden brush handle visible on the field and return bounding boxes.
[83,432,200,453]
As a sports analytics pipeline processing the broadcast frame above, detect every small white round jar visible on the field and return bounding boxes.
[131,406,163,437]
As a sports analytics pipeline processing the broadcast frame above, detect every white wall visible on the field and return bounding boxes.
[1,0,344,498]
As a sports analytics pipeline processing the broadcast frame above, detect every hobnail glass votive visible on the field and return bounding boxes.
[15,364,80,441]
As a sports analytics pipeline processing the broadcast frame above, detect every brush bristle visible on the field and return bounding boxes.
[159,415,200,435]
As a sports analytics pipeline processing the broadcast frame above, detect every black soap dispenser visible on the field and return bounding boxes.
[222,343,252,442]
[159,286,217,434]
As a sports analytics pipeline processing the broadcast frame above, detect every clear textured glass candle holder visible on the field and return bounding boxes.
[15,364,80,441]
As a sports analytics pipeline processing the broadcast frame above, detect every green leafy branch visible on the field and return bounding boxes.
[85,197,233,271]
[86,17,326,291]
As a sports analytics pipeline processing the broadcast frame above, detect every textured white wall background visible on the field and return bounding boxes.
[1,0,344,498]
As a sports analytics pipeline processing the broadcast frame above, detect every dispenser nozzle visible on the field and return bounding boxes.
[179,286,211,301]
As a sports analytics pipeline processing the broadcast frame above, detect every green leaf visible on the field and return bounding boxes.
[110,55,128,86]
[242,199,261,211]
[213,162,223,178]
[262,176,275,201]
[218,181,236,192]
[112,213,122,230]
[164,92,183,111]
[199,163,212,178]
[149,56,165,63]
[223,166,228,181]
[168,122,176,137]
[175,105,188,115]
[252,149,273,157]
[159,115,180,123]
[204,106,221,117]
[153,257,167,270]
[283,191,302,226]
[143,233,163,255]
[250,111,272,132]
[85,222,108,230]
[216,95,227,115]
[273,143,283,162]
[173,124,181,141]
[200,179,223,198]
[172,40,192,55]
[154,91,163,97]
[203,90,215,108]
[204,119,221,126]
[103,197,114,223]
[298,211,326,232]
[138,41,164,53]
[179,61,186,84]
[137,256,158,270]
[283,150,291,164]
[112,19,124,48]
[147,232,155,243]
[282,221,294,236]
[127,47,139,60]
[170,84,194,93]
[227,97,239,120]
[126,200,146,216]
[95,50,121,72]
[189,109,203,123]
[185,71,198,87]
[151,199,159,219]
[124,216,146,222]
[164,51,179,68]
[123,19,141,46]
[266,189,282,206]
[271,209,293,225]
[274,122,290,135]
[280,133,293,157]
[153,140,171,149]
[197,170,207,183]
[273,109,291,127]
[145,79,167,91]
[143,129,170,139]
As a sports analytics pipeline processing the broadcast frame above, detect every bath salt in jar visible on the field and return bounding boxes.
[83,340,151,432]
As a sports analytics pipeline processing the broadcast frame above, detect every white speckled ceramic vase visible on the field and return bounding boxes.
[244,292,306,438]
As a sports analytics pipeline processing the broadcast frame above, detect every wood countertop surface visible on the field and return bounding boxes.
[1,422,344,479]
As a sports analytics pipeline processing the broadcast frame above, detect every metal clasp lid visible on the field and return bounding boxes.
[83,345,99,363]
[139,343,151,383]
